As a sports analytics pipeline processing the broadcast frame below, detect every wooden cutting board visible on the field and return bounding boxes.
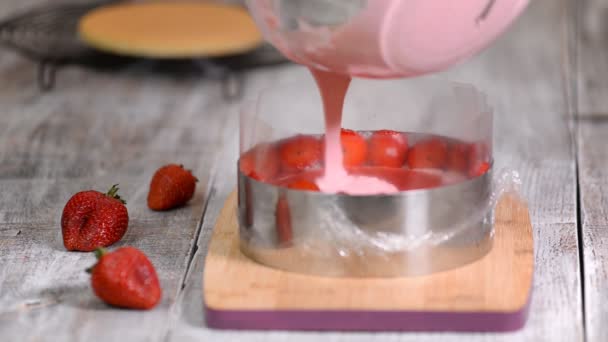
[203,191,534,332]
[78,1,263,58]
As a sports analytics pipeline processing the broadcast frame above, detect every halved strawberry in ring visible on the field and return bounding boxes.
[338,129,368,167]
[275,194,293,245]
[447,142,471,174]
[239,143,280,181]
[407,138,448,170]
[368,130,408,168]
[275,170,323,192]
[278,135,322,173]
[287,179,320,191]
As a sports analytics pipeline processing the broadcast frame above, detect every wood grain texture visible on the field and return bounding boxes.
[0,0,583,341]
[204,192,533,314]
[577,1,608,341]
[577,122,608,342]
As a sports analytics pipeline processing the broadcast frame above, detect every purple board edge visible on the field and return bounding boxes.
[204,293,532,333]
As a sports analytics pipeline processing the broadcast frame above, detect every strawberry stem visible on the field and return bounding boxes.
[106,184,126,205]
[94,247,107,260]
[85,248,108,274]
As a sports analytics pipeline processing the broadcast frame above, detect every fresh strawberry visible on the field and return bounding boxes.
[239,143,280,181]
[447,142,471,174]
[61,184,129,252]
[287,178,320,191]
[338,129,368,167]
[368,130,408,168]
[147,164,197,211]
[278,135,322,172]
[407,138,448,169]
[88,247,161,310]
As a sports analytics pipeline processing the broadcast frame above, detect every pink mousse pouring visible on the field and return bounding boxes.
[310,69,399,195]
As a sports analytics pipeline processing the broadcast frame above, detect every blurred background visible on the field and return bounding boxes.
[0,0,289,100]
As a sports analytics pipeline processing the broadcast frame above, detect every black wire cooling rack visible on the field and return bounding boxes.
[0,1,287,100]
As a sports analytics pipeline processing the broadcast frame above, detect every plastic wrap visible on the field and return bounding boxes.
[237,75,524,277]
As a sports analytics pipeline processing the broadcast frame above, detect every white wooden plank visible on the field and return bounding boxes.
[576,1,608,340]
[578,121,608,342]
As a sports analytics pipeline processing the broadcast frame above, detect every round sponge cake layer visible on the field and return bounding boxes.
[79,2,263,58]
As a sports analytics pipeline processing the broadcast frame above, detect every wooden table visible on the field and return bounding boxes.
[0,0,605,340]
